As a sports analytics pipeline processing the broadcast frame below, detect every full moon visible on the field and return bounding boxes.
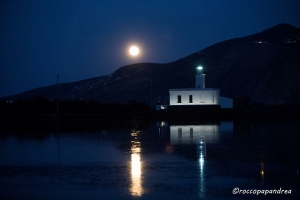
[129,46,139,56]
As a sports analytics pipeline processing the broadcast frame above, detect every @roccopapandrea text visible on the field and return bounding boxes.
[232,187,292,195]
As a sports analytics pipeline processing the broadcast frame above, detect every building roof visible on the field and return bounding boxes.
[169,88,219,91]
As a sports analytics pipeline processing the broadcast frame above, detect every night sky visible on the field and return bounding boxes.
[1,0,300,97]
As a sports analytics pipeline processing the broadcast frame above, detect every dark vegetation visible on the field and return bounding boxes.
[0,96,152,138]
[0,96,152,130]
[0,96,150,115]
[2,96,300,119]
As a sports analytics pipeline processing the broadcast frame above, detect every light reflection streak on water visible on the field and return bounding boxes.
[130,131,143,197]
[260,161,265,184]
[198,136,206,198]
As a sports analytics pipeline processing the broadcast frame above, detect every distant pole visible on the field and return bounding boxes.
[150,66,153,108]
[56,122,60,164]
[56,74,59,113]
[151,78,153,108]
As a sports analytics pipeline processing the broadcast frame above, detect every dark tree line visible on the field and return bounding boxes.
[0,96,151,114]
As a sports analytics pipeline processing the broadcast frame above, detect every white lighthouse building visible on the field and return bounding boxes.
[168,66,220,106]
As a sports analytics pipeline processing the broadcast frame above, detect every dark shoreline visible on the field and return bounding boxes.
[1,104,300,120]
[1,105,300,127]
[1,106,300,140]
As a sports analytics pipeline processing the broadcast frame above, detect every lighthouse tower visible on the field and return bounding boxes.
[195,66,205,89]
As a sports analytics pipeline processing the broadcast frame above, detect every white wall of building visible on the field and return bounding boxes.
[169,89,219,105]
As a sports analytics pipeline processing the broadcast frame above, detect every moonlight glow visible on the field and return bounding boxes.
[129,46,139,56]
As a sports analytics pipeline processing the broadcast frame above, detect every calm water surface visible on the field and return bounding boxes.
[1,118,300,199]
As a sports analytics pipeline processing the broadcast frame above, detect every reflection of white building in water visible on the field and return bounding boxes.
[169,124,219,198]
[170,125,220,144]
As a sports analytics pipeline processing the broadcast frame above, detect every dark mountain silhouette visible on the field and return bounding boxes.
[4,23,300,105]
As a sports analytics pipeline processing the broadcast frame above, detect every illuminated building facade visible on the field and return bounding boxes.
[169,67,220,106]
